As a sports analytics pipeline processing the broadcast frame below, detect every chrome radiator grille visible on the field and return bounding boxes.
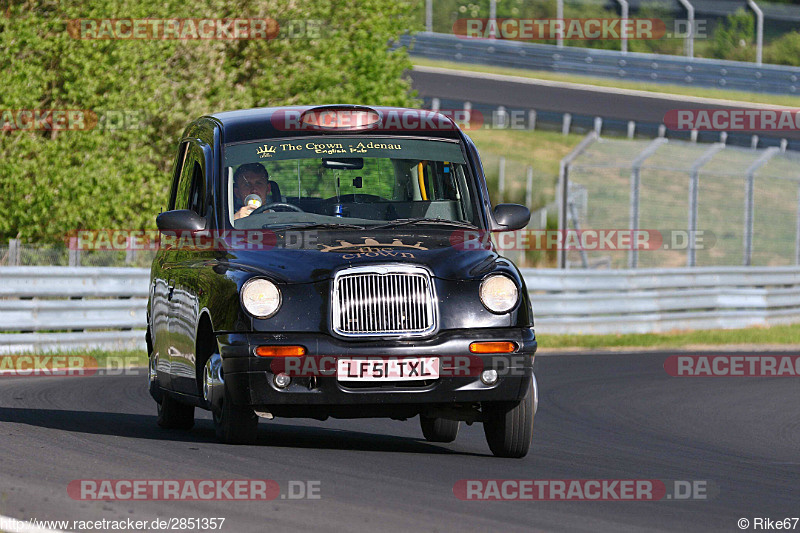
[332,265,436,337]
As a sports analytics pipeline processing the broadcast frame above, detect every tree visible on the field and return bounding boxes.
[0,0,419,242]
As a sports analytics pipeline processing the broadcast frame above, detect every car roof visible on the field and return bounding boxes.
[205,105,464,144]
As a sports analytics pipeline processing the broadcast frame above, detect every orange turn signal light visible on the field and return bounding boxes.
[469,341,517,354]
[255,345,306,357]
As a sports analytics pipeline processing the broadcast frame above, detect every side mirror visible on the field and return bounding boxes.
[156,210,206,232]
[492,204,530,231]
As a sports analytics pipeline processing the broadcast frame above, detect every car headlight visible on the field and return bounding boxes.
[241,278,281,318]
[480,274,519,313]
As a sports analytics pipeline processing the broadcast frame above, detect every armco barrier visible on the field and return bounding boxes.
[1,266,798,352]
[398,32,800,96]
[0,267,149,354]
[523,266,800,335]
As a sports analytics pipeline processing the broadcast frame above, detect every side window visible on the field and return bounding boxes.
[168,142,190,210]
[187,161,205,214]
[173,144,205,213]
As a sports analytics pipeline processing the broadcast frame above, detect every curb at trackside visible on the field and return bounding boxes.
[535,345,800,356]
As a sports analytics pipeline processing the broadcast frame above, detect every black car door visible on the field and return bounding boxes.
[150,141,189,391]
[168,141,213,395]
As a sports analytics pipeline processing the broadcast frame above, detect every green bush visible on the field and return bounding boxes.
[0,0,420,243]
[764,31,800,67]
[708,8,755,62]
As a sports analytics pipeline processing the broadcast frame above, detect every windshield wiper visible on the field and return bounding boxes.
[369,218,478,230]
[265,222,366,231]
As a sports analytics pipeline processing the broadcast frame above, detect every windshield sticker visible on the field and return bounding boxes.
[256,145,277,158]
[318,237,427,259]
[226,137,466,165]
[259,141,403,158]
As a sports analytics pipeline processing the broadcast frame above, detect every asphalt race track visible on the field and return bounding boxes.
[0,352,798,532]
[408,67,800,143]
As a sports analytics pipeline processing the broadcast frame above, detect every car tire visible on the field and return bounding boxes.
[213,384,258,445]
[482,383,534,458]
[156,394,195,430]
[420,415,460,443]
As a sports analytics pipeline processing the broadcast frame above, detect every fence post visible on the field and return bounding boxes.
[68,247,80,267]
[562,113,571,136]
[125,236,136,265]
[688,143,725,267]
[494,106,507,129]
[528,110,537,131]
[498,157,506,201]
[425,0,432,32]
[616,0,629,53]
[556,0,564,48]
[796,183,800,266]
[8,239,20,266]
[526,165,533,208]
[743,147,778,266]
[593,117,603,135]
[489,0,497,38]
[627,121,635,139]
[676,0,695,58]
[629,138,668,268]
[746,0,763,65]
[557,132,598,268]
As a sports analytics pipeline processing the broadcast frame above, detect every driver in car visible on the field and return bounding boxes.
[233,163,272,220]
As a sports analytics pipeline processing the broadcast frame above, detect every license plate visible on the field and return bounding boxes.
[337,357,440,382]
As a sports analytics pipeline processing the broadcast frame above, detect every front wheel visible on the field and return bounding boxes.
[213,384,258,445]
[420,415,460,443]
[482,383,534,458]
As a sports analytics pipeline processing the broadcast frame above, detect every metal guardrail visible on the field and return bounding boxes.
[523,266,800,335]
[399,32,800,95]
[1,266,798,351]
[0,267,149,354]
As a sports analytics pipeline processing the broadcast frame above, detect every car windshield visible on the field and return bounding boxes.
[223,136,480,229]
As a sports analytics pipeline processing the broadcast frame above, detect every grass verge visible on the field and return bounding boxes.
[539,324,800,351]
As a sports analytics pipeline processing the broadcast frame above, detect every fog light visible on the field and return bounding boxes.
[480,369,499,385]
[274,373,291,389]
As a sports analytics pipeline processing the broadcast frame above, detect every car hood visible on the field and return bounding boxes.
[217,228,501,283]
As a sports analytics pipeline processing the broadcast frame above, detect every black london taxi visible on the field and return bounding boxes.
[148,105,538,457]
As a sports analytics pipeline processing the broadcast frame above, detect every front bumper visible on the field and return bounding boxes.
[216,327,536,418]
